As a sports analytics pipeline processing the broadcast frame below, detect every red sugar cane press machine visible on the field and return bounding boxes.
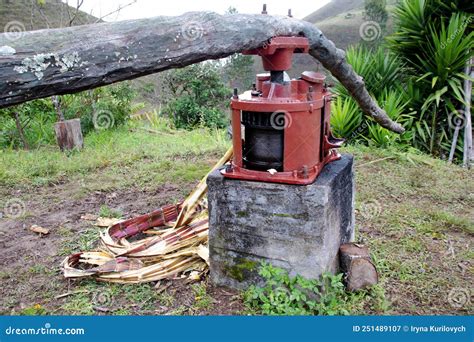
[221,36,344,185]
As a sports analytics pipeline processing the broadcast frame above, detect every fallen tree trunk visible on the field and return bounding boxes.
[0,12,404,133]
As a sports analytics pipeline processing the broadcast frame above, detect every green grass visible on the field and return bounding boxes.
[98,205,123,219]
[0,122,228,188]
[58,227,101,256]
[342,143,473,314]
[192,283,213,310]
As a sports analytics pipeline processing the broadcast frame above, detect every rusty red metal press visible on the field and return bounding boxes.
[221,36,343,184]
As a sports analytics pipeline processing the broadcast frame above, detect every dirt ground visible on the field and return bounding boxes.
[0,179,245,315]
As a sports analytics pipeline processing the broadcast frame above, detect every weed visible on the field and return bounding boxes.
[19,304,48,316]
[192,283,213,310]
[28,264,55,276]
[243,263,382,315]
[168,305,187,315]
[61,292,94,315]
[98,205,123,219]
[121,284,158,311]
[157,291,175,307]
[113,308,131,315]
[58,227,100,255]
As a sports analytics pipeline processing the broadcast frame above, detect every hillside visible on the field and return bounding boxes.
[304,0,397,50]
[0,0,97,30]
[304,0,364,24]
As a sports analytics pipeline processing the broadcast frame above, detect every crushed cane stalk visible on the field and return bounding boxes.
[61,147,233,284]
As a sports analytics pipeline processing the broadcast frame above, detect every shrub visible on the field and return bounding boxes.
[387,0,473,159]
[162,62,230,129]
[331,45,409,145]
[0,99,56,149]
[244,263,351,315]
[61,82,134,135]
[364,89,414,147]
[0,83,134,149]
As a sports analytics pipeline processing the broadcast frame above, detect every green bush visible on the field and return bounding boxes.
[364,89,414,147]
[61,82,134,135]
[331,45,410,146]
[244,263,352,315]
[387,0,473,159]
[334,45,405,100]
[0,99,56,149]
[162,63,230,129]
[0,83,134,149]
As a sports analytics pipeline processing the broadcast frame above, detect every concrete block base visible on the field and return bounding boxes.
[207,154,355,289]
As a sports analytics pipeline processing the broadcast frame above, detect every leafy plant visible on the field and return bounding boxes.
[0,83,134,149]
[162,62,230,129]
[61,82,135,135]
[330,96,363,139]
[334,45,405,100]
[364,89,414,147]
[332,45,407,144]
[244,263,351,315]
[19,304,48,316]
[387,0,473,159]
[98,205,123,218]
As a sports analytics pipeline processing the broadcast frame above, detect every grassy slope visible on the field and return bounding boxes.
[304,0,398,50]
[0,0,97,30]
[0,122,472,315]
[304,0,365,24]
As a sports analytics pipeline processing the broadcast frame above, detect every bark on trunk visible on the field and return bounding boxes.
[0,12,404,133]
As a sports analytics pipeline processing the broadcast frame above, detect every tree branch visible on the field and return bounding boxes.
[0,12,404,133]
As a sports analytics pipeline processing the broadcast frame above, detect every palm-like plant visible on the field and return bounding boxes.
[387,0,474,158]
[330,96,362,139]
[334,45,404,99]
[332,45,406,141]
[365,89,414,147]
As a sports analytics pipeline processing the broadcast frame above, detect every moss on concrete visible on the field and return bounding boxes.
[224,258,258,282]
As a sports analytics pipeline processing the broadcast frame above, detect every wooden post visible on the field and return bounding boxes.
[463,58,472,168]
[54,118,83,151]
[340,243,378,291]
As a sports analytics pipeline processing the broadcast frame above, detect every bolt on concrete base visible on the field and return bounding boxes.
[207,154,355,289]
